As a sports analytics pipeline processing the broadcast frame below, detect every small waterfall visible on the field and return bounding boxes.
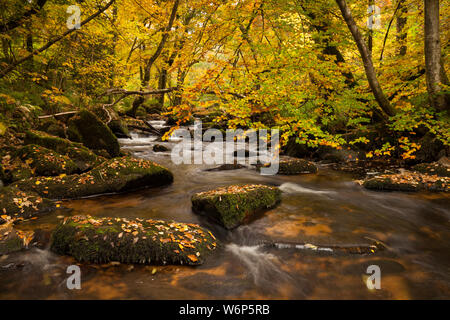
[226,243,290,288]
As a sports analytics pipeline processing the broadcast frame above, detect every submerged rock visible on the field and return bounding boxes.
[0,186,55,223]
[14,157,173,200]
[15,144,78,176]
[67,110,120,157]
[363,171,449,192]
[192,184,281,229]
[51,215,218,265]
[25,130,101,172]
[204,163,246,172]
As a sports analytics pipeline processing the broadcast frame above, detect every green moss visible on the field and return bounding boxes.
[14,156,174,200]
[51,215,219,265]
[363,177,419,192]
[413,163,450,177]
[0,186,55,222]
[24,130,100,172]
[15,144,78,176]
[191,184,281,229]
[67,110,120,157]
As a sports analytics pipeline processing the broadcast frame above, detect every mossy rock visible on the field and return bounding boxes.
[153,144,169,152]
[363,173,449,192]
[36,118,66,138]
[0,228,25,255]
[15,144,78,176]
[14,157,174,200]
[278,157,317,175]
[92,106,130,139]
[413,162,450,177]
[51,215,218,265]
[191,184,281,229]
[5,159,34,183]
[258,157,318,175]
[25,130,100,172]
[0,186,55,223]
[67,110,120,157]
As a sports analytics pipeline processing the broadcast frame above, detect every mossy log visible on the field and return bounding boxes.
[67,110,120,157]
[51,215,219,265]
[25,130,101,172]
[14,157,174,200]
[192,184,281,229]
[15,144,78,176]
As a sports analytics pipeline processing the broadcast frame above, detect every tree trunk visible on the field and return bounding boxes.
[368,0,374,55]
[396,1,408,56]
[130,0,180,117]
[335,0,396,118]
[424,0,449,113]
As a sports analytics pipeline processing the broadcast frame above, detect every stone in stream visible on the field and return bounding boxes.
[363,171,449,192]
[67,110,121,157]
[25,130,101,172]
[258,157,318,175]
[153,144,169,152]
[14,156,174,200]
[191,184,281,229]
[0,186,55,224]
[15,144,78,176]
[412,162,450,177]
[51,215,218,265]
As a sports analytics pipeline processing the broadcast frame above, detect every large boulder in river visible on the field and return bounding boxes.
[67,110,120,157]
[51,215,218,265]
[92,106,130,139]
[25,130,101,172]
[14,157,173,200]
[15,144,78,176]
[363,171,449,192]
[192,184,281,229]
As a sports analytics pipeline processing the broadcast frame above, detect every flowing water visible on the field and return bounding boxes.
[0,123,449,299]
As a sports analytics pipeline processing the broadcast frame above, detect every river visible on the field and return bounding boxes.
[0,122,449,299]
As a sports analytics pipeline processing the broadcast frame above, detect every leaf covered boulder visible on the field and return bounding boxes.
[191,184,281,229]
[25,130,101,172]
[14,157,174,199]
[67,110,120,157]
[15,144,78,176]
[363,171,449,192]
[0,186,55,223]
[413,162,450,177]
[51,215,218,265]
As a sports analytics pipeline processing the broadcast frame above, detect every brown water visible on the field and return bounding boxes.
[1,129,449,300]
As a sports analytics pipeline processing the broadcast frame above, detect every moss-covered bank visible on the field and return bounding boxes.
[51,215,218,265]
[14,156,174,200]
[192,184,281,229]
